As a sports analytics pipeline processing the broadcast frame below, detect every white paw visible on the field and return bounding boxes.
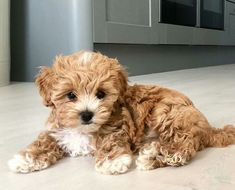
[165,153,186,166]
[8,154,48,173]
[95,154,132,175]
[136,154,159,171]
[136,143,161,171]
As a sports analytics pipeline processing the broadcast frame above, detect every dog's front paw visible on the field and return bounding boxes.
[8,153,49,173]
[95,154,132,175]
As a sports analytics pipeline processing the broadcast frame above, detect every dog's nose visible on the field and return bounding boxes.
[80,111,94,123]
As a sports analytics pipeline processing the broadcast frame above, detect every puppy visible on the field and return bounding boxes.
[8,51,235,174]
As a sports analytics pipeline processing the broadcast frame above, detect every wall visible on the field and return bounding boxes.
[94,43,235,76]
[0,0,10,86]
[10,0,93,82]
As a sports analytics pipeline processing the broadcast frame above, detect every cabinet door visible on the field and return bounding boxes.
[93,0,155,44]
[228,1,235,44]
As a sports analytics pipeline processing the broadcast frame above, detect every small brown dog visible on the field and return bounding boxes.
[8,51,235,174]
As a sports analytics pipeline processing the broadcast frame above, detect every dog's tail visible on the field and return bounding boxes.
[206,125,235,147]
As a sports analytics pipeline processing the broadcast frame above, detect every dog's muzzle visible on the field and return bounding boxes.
[80,111,94,124]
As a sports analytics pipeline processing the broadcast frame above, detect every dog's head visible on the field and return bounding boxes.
[36,51,127,133]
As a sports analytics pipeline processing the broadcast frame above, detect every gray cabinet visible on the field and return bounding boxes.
[93,0,156,44]
[93,0,235,45]
[227,1,235,44]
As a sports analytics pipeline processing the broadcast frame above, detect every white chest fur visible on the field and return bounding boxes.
[50,128,95,157]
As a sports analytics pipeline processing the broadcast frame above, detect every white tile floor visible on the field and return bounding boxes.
[1,64,235,190]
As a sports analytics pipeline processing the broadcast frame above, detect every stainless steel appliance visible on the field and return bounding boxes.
[200,0,224,30]
[160,0,197,27]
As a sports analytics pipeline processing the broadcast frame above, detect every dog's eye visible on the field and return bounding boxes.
[67,92,77,101]
[96,90,106,99]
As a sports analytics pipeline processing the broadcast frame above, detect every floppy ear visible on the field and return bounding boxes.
[35,66,55,107]
[110,58,128,97]
[117,63,128,95]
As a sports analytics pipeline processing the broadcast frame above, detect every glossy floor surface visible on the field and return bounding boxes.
[1,64,235,190]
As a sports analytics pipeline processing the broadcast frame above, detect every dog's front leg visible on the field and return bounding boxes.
[95,130,133,175]
[8,131,65,173]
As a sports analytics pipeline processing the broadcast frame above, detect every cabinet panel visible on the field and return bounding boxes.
[229,15,235,41]
[192,27,225,45]
[107,0,150,26]
[228,2,235,43]
[106,23,151,44]
[93,0,153,43]
[158,23,193,44]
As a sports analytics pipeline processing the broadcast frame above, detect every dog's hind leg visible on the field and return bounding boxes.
[136,137,197,170]
[8,131,65,173]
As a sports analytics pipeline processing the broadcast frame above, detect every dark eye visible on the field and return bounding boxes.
[67,92,77,101]
[96,90,106,99]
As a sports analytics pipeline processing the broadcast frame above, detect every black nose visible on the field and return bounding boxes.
[80,111,94,123]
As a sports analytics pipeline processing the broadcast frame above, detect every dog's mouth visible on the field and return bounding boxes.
[78,122,100,134]
[82,121,93,125]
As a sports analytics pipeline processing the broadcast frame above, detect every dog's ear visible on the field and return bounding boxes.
[35,66,56,107]
[110,58,128,96]
[117,63,128,95]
